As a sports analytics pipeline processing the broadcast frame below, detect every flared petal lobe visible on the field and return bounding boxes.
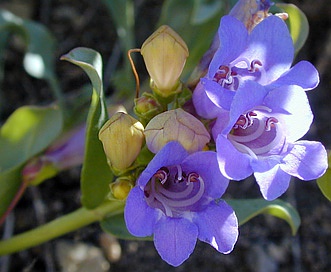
[281,140,328,180]
[194,200,238,254]
[154,216,198,267]
[124,187,158,237]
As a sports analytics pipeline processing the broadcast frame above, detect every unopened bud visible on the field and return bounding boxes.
[144,108,210,153]
[110,177,133,200]
[22,157,58,186]
[99,112,144,172]
[134,92,163,124]
[141,25,189,97]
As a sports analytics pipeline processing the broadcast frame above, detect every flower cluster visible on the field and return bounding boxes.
[193,15,327,200]
[98,7,328,268]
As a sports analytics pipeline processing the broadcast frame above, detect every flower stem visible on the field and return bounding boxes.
[0,200,124,256]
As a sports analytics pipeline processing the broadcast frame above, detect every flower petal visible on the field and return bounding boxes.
[208,15,248,77]
[154,216,198,267]
[137,141,189,187]
[243,15,294,83]
[264,85,313,142]
[124,187,159,237]
[281,140,328,180]
[223,80,268,134]
[268,61,319,91]
[201,78,235,111]
[194,200,238,254]
[216,134,253,180]
[192,81,222,119]
[182,151,229,199]
[252,158,291,200]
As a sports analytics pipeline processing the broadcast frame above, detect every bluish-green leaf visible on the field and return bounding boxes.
[0,9,63,105]
[0,105,63,217]
[227,198,301,235]
[0,9,56,79]
[276,3,309,54]
[0,106,63,171]
[317,151,331,201]
[61,47,113,209]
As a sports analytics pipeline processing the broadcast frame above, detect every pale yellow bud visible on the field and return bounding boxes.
[141,25,189,97]
[144,109,210,153]
[98,112,144,172]
[110,178,133,200]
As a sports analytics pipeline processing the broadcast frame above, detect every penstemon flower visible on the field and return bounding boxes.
[124,141,238,266]
[193,15,319,119]
[192,13,328,200]
[211,84,328,200]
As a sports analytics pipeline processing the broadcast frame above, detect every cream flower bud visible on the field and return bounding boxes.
[144,108,210,153]
[99,112,144,172]
[141,25,189,97]
[110,177,133,200]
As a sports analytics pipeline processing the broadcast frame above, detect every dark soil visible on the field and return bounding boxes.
[0,0,331,271]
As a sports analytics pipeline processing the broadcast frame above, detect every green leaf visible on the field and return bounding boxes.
[0,165,24,218]
[0,9,57,80]
[0,106,63,171]
[227,198,301,235]
[0,9,64,110]
[276,3,309,54]
[61,47,113,209]
[317,151,331,201]
[0,105,63,217]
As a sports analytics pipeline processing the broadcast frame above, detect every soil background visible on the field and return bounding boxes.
[0,0,331,271]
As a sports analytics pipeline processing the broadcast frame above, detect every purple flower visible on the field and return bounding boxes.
[191,14,327,200]
[124,141,238,266]
[212,84,328,200]
[193,15,319,119]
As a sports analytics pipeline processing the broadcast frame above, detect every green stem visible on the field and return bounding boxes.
[0,201,124,256]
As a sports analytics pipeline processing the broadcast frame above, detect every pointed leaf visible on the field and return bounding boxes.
[0,9,63,106]
[0,9,57,80]
[0,106,63,171]
[317,151,331,201]
[61,47,112,209]
[0,105,63,217]
[227,198,301,235]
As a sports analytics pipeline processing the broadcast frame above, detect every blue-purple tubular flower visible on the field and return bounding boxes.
[192,14,328,200]
[124,141,238,266]
[212,85,327,200]
[193,15,319,119]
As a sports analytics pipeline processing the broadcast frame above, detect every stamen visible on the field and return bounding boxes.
[229,118,265,143]
[154,167,169,184]
[156,176,205,208]
[265,117,278,131]
[248,59,262,73]
[233,112,256,129]
[176,165,183,182]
